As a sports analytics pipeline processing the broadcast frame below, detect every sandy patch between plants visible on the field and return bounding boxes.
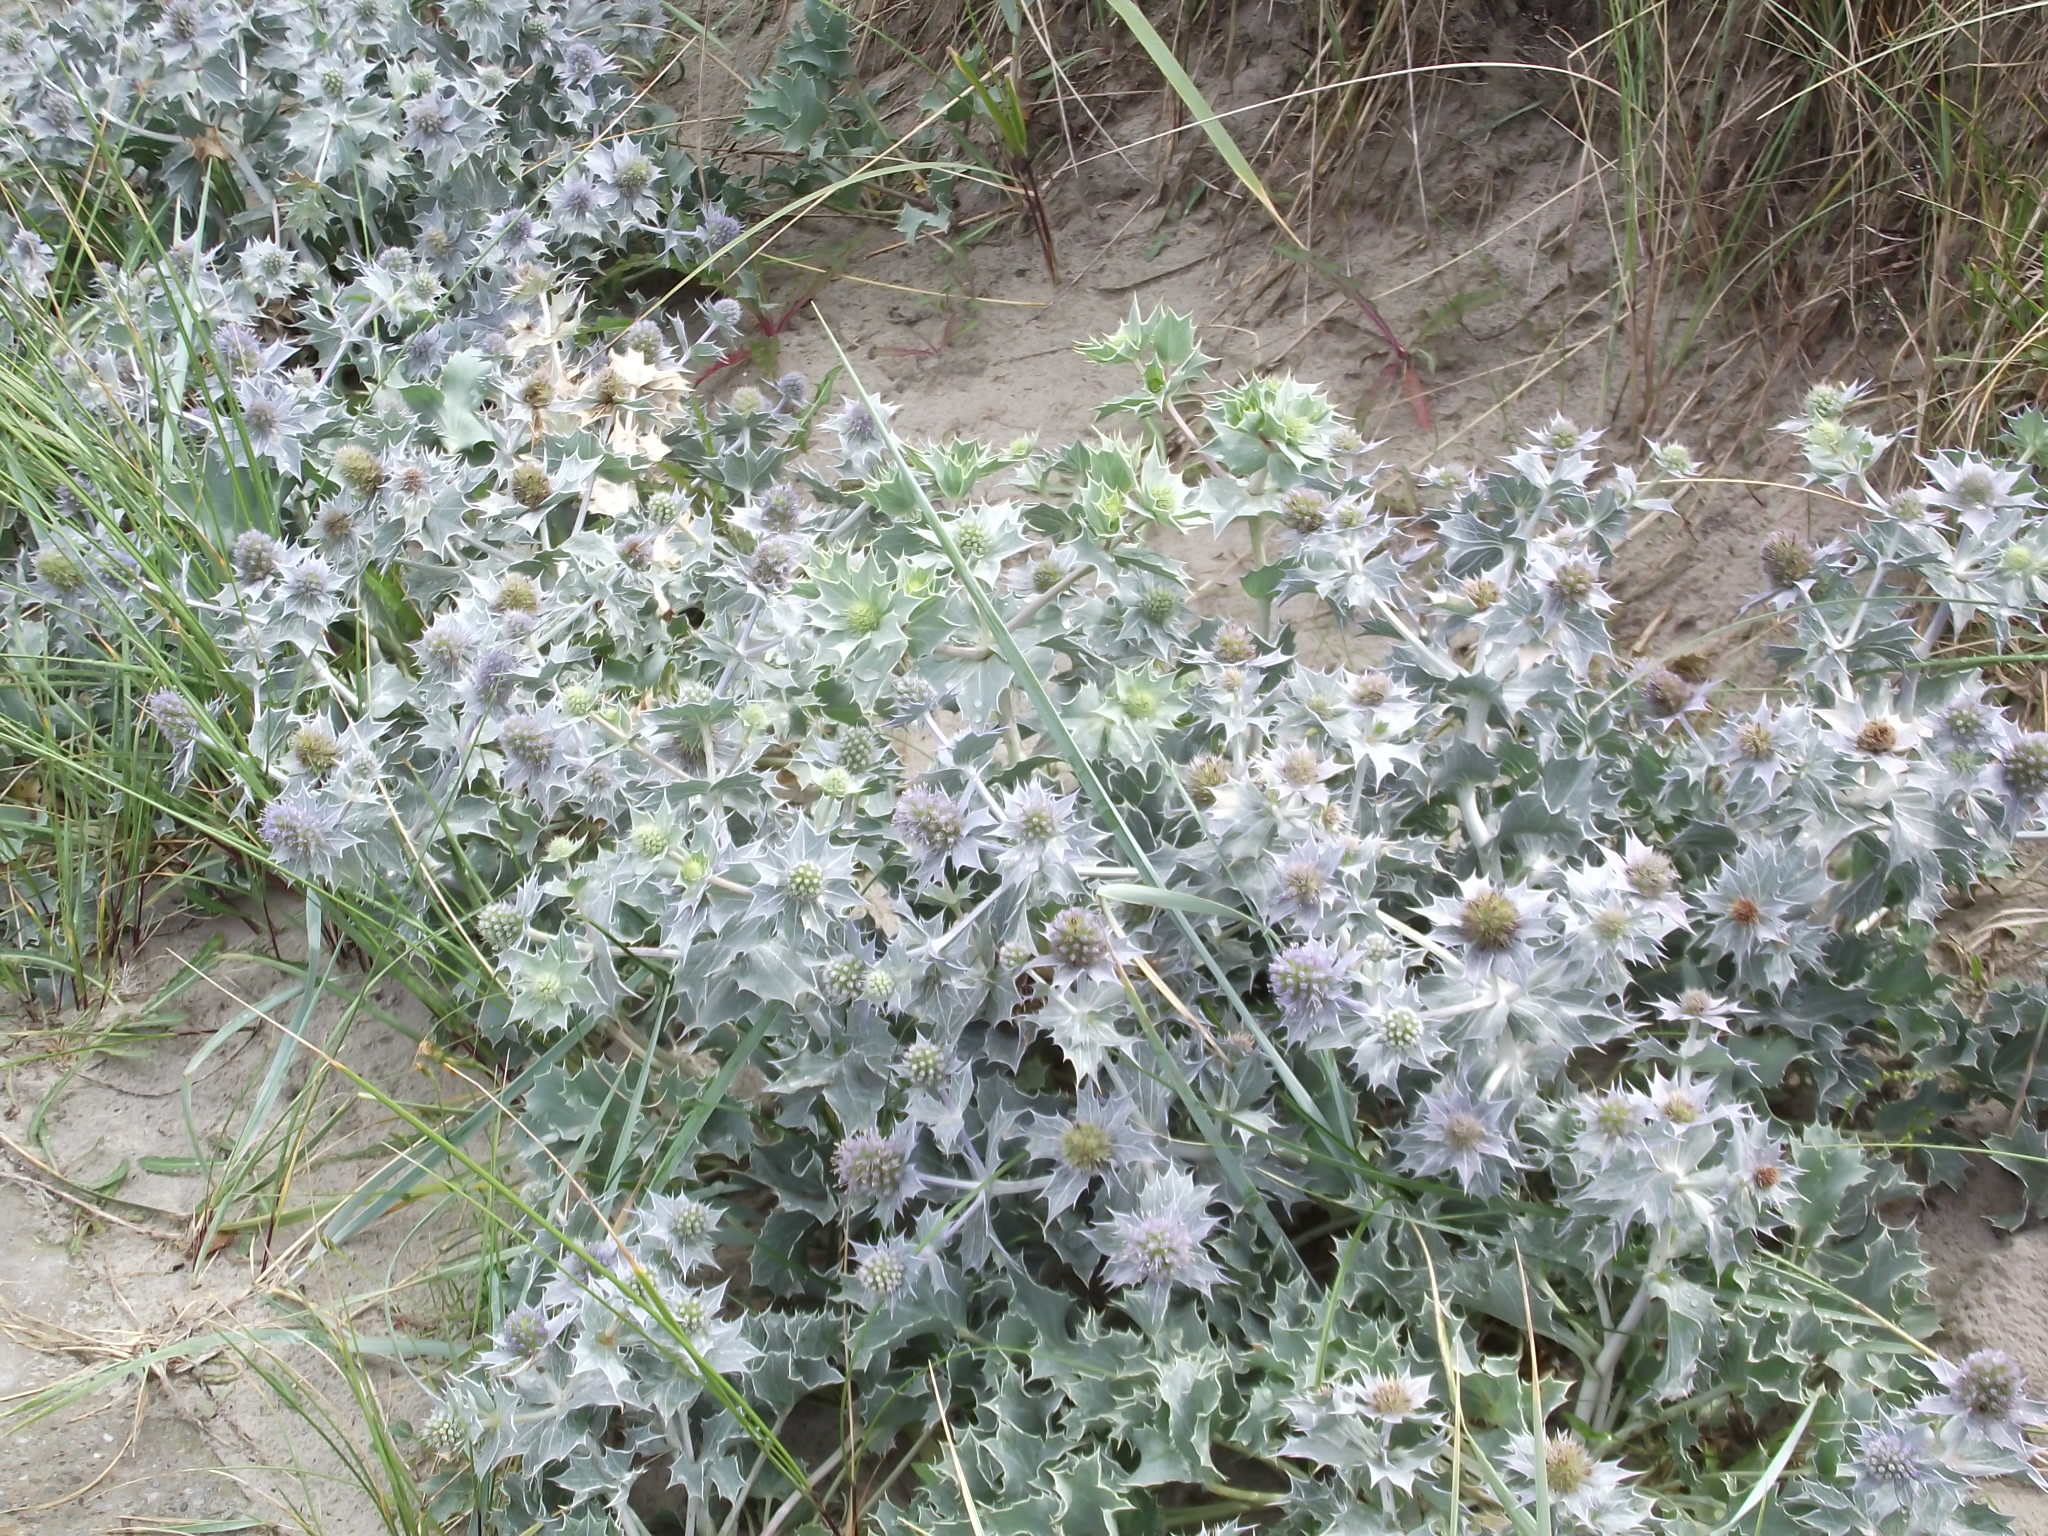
[2,911,455,1536]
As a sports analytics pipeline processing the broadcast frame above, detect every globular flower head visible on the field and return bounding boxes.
[258,790,359,882]
[733,483,807,541]
[1923,1349,2047,1448]
[695,204,744,254]
[995,780,1098,893]
[1719,704,1809,796]
[143,689,204,750]
[1642,1067,1723,1132]
[413,614,476,682]
[1043,905,1121,985]
[1759,529,1816,589]
[1996,732,2048,813]
[847,1235,936,1310]
[31,545,92,599]
[1924,450,2036,534]
[1851,1412,1959,1519]
[1505,1430,1648,1529]
[1932,693,2005,757]
[1094,1167,1225,1304]
[476,901,528,952]
[1423,876,1552,979]
[416,1402,469,1460]
[1637,667,1702,721]
[635,1191,721,1274]
[1267,939,1353,1041]
[1027,1089,1156,1220]
[331,442,386,499]
[494,710,566,801]
[1395,1081,1522,1196]
[1267,837,1346,927]
[1330,1371,1436,1423]
[466,645,524,716]
[283,719,344,778]
[482,1303,563,1372]
[1526,538,1614,627]
[833,1124,921,1220]
[1351,994,1440,1088]
[825,395,896,475]
[744,534,804,593]
[891,783,991,882]
[898,1037,948,1092]
[1571,1090,1649,1170]
[504,934,604,1036]
[822,954,874,1006]
[1821,694,1921,767]
[1261,741,1341,804]
[548,172,617,238]
[883,673,943,726]
[1695,843,1826,991]
[275,549,341,625]
[1727,1118,1799,1221]
[231,528,283,583]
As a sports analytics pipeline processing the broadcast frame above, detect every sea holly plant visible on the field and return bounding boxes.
[10,162,2048,1536]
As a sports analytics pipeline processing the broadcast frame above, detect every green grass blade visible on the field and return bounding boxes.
[1102,0,1300,244]
[1708,1395,1820,1536]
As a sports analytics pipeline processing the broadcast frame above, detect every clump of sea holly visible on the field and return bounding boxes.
[13,224,2048,1536]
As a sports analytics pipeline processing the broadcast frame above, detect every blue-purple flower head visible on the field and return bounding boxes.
[413,614,476,682]
[494,710,570,805]
[1268,939,1353,1041]
[733,483,806,540]
[833,1124,922,1220]
[1922,1349,2046,1449]
[276,548,341,624]
[258,789,359,882]
[555,38,613,90]
[401,90,472,166]
[695,204,744,255]
[891,783,991,882]
[465,644,524,715]
[548,172,616,238]
[143,689,204,750]
[744,534,804,593]
[1267,837,1345,926]
[229,375,314,479]
[1851,1412,1958,1519]
[702,297,744,339]
[1394,1081,1523,1197]
[1094,1167,1225,1306]
[825,395,896,475]
[481,1303,564,1373]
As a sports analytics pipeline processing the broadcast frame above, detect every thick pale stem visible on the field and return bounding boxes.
[1578,1233,1671,1432]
